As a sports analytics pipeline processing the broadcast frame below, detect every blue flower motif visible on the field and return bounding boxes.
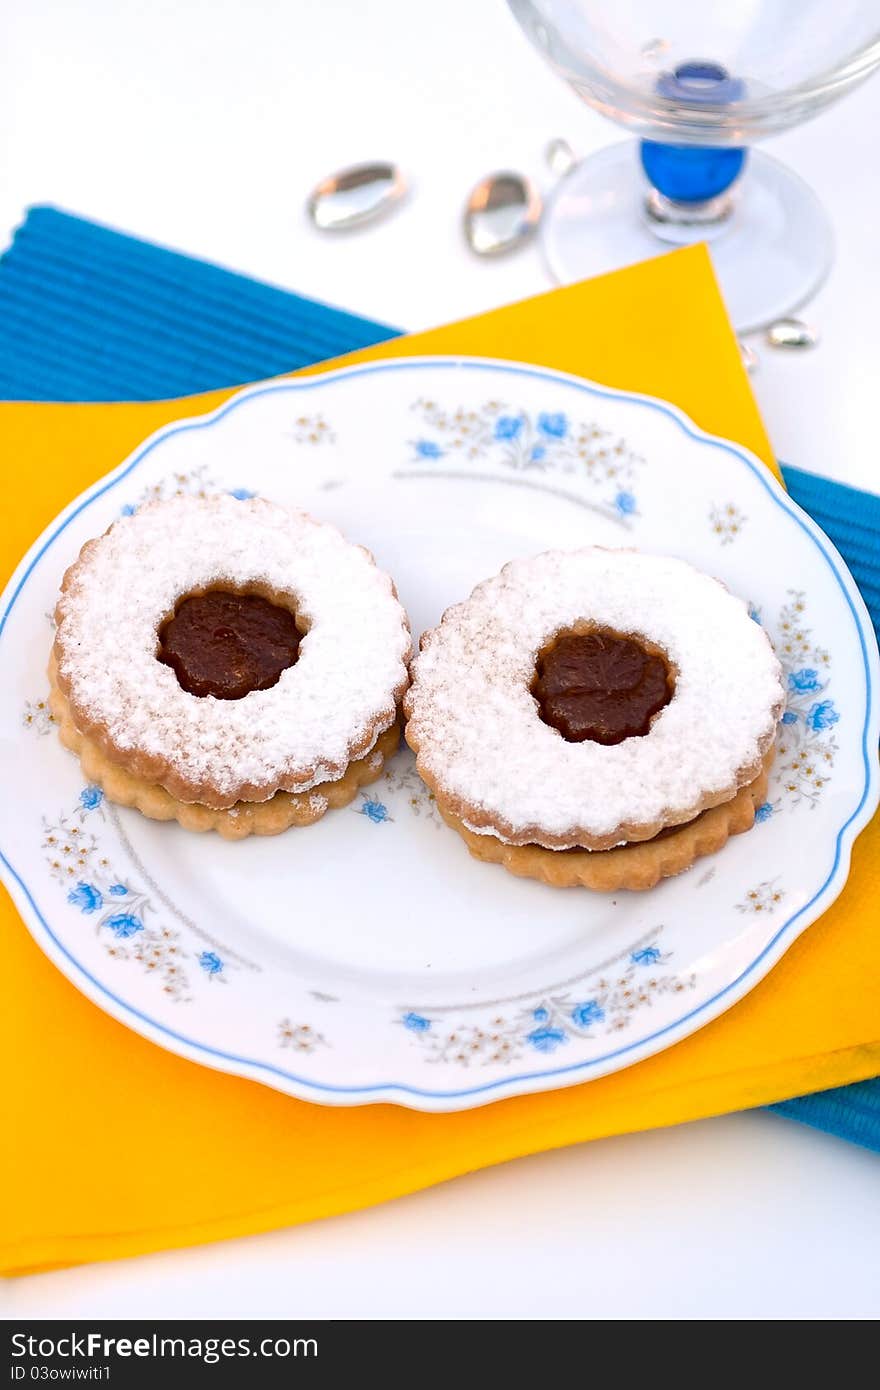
[198,950,224,975]
[530,445,546,463]
[402,1012,431,1033]
[526,1026,567,1053]
[631,946,662,966]
[108,883,129,896]
[781,710,798,725]
[571,999,605,1027]
[788,668,821,695]
[754,802,774,823]
[67,882,103,914]
[532,1006,549,1022]
[748,605,762,624]
[614,490,637,517]
[357,795,392,824]
[79,785,103,811]
[105,913,144,940]
[415,439,443,459]
[807,699,839,732]
[494,415,523,441]
[120,502,137,517]
[228,487,256,500]
[537,411,568,439]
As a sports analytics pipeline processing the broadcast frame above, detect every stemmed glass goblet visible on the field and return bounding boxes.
[508,1,880,330]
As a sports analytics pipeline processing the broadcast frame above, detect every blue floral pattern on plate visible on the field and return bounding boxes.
[401,1011,432,1033]
[398,931,694,1068]
[772,590,839,807]
[39,784,242,1003]
[408,399,644,524]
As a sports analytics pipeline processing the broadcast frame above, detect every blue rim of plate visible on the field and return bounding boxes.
[1,356,878,1107]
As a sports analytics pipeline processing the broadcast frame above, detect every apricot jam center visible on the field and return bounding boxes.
[158,590,300,700]
[532,628,673,745]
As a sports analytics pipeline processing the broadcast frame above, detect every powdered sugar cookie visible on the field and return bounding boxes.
[441,748,775,891]
[404,548,784,889]
[48,658,400,840]
[53,495,411,831]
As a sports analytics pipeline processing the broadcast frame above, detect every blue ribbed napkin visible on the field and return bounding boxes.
[2,205,878,1152]
[0,206,396,401]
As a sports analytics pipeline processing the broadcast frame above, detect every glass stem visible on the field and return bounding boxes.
[645,186,737,228]
[639,138,747,244]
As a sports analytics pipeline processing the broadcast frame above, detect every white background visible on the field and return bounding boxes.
[2,0,879,1320]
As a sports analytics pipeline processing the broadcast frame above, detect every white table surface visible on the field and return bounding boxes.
[2,0,879,1321]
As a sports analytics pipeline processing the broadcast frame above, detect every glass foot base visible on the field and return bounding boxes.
[541,142,834,334]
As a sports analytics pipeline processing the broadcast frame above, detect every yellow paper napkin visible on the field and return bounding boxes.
[2,246,878,1277]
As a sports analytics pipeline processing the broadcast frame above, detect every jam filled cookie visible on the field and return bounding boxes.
[51,495,412,838]
[404,548,784,890]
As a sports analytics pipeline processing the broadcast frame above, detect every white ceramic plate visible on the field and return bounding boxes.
[1,357,877,1111]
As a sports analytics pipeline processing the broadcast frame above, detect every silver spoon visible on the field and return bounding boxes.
[307,162,407,231]
[464,171,543,256]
